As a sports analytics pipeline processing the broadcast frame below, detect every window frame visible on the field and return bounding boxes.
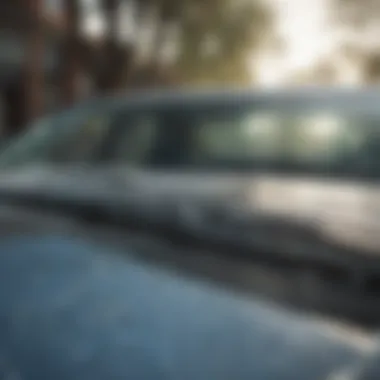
[10,97,375,181]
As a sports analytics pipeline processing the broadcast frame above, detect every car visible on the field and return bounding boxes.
[1,88,380,324]
[0,88,380,379]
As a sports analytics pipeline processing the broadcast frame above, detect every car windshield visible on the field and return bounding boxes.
[0,106,111,169]
[0,116,64,167]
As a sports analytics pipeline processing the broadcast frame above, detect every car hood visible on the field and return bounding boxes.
[0,234,375,380]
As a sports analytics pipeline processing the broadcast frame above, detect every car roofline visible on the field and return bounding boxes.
[62,86,380,115]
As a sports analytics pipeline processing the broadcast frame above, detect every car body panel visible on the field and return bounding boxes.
[0,234,374,380]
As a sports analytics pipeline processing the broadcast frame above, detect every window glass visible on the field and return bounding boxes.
[0,108,111,168]
[289,114,347,163]
[62,115,110,162]
[8,100,378,178]
[190,111,282,167]
[111,114,158,166]
[241,113,282,158]
[168,106,380,176]
[287,112,379,174]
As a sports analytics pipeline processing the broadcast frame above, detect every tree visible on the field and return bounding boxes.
[362,53,380,84]
[172,0,273,85]
[332,0,380,29]
[98,0,274,88]
[331,0,380,83]
[25,0,45,123]
[61,0,82,104]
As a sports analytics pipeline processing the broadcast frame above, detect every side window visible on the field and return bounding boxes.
[190,110,282,167]
[288,114,347,165]
[347,120,380,176]
[239,113,282,160]
[57,115,111,163]
[107,113,158,166]
[287,113,380,176]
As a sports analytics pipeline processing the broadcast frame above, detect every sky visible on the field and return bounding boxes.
[273,0,333,69]
[256,0,338,86]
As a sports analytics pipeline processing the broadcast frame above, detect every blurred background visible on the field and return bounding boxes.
[0,0,379,138]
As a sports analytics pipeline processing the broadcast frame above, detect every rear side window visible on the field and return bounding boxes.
[284,113,380,176]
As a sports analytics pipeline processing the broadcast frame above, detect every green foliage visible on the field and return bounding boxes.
[363,53,380,83]
[332,0,380,83]
[134,0,273,85]
[176,0,272,84]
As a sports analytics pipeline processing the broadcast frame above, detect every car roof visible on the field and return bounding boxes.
[71,86,380,114]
